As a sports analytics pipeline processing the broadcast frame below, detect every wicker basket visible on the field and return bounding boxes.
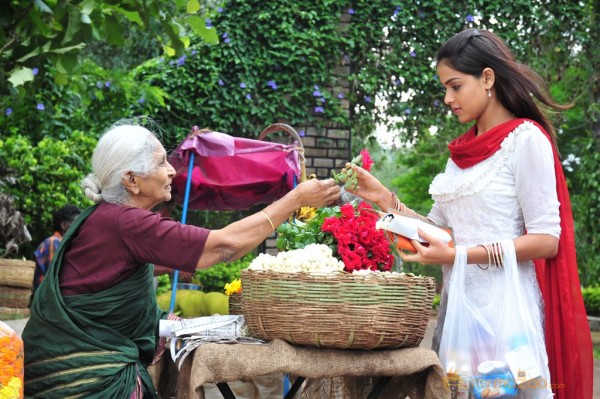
[241,269,435,350]
[0,286,31,308]
[228,292,243,316]
[0,259,35,289]
[0,306,30,320]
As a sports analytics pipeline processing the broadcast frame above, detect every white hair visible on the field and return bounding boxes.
[81,124,161,204]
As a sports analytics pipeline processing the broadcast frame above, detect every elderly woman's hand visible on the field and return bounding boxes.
[294,178,340,207]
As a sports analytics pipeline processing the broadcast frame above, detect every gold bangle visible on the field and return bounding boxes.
[261,210,275,232]
[493,242,504,267]
[491,242,503,268]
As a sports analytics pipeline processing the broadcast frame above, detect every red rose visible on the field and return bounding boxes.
[359,149,374,172]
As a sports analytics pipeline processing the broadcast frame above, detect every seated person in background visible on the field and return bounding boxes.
[32,204,81,296]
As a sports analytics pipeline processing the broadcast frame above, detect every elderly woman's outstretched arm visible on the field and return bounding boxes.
[196,178,340,269]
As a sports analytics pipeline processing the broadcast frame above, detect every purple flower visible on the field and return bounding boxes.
[217,7,223,13]
[32,68,39,76]
[218,79,225,86]
[433,100,440,107]
[36,103,45,111]
[298,130,306,137]
[105,81,111,88]
[348,8,355,14]
[364,96,371,102]
[312,89,321,97]
[205,18,212,28]
[224,37,231,43]
[240,82,247,89]
[393,6,401,16]
[222,33,228,39]
[5,107,12,116]
[466,14,474,22]
[245,94,252,100]
[267,80,277,89]
[177,55,186,66]
[314,106,324,113]
[410,51,416,57]
[191,50,197,56]
[405,108,411,115]
[337,93,344,99]
[169,60,175,66]
[320,97,326,103]
[138,97,145,104]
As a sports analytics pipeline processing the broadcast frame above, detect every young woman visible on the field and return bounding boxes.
[348,29,592,399]
[23,121,340,398]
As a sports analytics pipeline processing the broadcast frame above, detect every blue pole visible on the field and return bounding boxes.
[168,152,196,314]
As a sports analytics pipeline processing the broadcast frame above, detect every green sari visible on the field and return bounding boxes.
[23,204,161,398]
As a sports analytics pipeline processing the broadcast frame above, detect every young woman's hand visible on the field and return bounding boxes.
[399,228,456,265]
[344,164,390,207]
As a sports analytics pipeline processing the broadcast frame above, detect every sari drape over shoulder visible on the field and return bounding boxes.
[23,205,160,399]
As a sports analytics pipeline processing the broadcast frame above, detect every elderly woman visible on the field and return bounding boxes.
[23,122,340,398]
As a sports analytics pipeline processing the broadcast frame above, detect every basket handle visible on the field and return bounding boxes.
[259,123,306,182]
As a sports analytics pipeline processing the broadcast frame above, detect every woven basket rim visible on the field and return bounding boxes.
[241,268,435,350]
[242,268,435,280]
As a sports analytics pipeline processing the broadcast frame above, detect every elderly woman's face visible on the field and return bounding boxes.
[134,145,176,210]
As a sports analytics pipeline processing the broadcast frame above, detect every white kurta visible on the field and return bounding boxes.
[428,121,558,398]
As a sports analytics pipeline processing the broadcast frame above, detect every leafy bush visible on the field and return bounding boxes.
[194,252,256,293]
[432,293,441,311]
[582,286,600,317]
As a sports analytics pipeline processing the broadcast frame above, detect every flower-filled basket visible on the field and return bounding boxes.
[241,268,435,350]
[241,192,436,350]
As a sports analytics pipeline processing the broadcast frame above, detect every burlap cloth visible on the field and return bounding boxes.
[149,339,449,399]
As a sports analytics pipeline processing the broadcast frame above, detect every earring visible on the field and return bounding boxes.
[488,89,492,98]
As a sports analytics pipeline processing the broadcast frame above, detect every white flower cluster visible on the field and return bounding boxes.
[248,244,345,273]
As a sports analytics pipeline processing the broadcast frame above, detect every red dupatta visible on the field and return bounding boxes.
[448,118,593,399]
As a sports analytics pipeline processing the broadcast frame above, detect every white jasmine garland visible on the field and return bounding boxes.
[248,244,345,273]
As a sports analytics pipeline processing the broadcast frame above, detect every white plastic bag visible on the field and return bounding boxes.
[439,240,551,399]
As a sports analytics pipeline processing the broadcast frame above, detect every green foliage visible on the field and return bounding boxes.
[0,0,219,89]
[133,0,352,147]
[194,252,256,293]
[572,139,600,287]
[582,286,600,317]
[276,206,340,253]
[0,131,96,252]
[432,293,441,310]
[156,274,172,296]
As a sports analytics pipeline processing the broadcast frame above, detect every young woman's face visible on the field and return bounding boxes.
[135,145,176,210]
[437,61,489,124]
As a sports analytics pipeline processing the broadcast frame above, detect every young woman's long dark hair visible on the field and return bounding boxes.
[436,29,570,149]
